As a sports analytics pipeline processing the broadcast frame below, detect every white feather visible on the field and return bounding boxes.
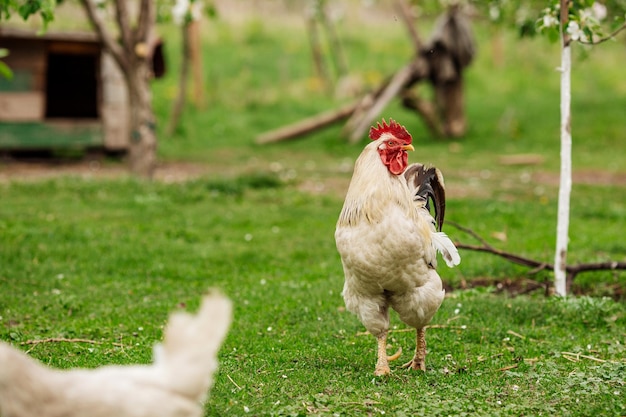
[432,231,461,267]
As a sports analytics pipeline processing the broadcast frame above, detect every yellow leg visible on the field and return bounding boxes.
[374,332,391,376]
[402,327,427,371]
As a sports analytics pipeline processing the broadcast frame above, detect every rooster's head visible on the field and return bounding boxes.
[369,118,415,175]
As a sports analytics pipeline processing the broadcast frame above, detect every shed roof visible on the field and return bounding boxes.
[0,26,100,43]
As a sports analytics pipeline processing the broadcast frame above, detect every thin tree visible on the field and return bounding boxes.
[554,0,572,297]
[538,1,626,295]
[82,0,158,178]
[167,0,210,136]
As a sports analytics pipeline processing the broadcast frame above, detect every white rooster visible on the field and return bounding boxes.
[0,292,232,417]
[335,118,460,376]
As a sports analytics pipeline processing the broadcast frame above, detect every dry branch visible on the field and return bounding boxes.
[449,222,626,291]
[401,89,444,137]
[226,374,243,390]
[21,338,129,356]
[21,338,126,347]
[347,62,416,143]
[561,351,618,364]
[579,21,626,45]
[394,0,422,51]
[506,330,525,340]
[82,0,127,71]
[255,101,358,144]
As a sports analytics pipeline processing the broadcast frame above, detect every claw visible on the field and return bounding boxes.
[401,358,426,371]
[374,365,391,376]
[387,346,402,362]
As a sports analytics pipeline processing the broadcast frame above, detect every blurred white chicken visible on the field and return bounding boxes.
[0,292,232,417]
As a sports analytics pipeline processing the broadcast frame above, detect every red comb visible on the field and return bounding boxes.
[369,118,412,143]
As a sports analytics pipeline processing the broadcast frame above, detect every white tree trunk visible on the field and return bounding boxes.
[554,39,572,297]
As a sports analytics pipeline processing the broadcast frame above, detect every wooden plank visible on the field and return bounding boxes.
[48,41,100,55]
[0,27,99,43]
[0,39,47,91]
[0,92,44,121]
[0,70,37,92]
[100,52,129,150]
[0,39,46,70]
[0,121,103,149]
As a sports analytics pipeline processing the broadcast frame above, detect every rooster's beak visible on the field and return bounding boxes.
[403,144,415,151]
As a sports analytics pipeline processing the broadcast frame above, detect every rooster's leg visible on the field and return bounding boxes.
[374,332,391,376]
[402,327,427,371]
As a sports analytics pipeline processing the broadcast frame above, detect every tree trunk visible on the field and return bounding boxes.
[82,0,158,179]
[167,23,191,136]
[306,7,331,91]
[127,60,157,179]
[554,0,572,297]
[318,1,347,78]
[434,77,466,137]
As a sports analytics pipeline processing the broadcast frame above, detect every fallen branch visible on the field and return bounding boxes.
[477,353,503,362]
[20,337,125,347]
[448,222,626,291]
[226,374,243,390]
[506,330,526,340]
[20,337,127,354]
[561,351,614,363]
[498,364,518,372]
[255,101,358,144]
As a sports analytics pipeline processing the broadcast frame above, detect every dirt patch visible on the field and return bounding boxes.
[0,157,626,198]
[444,276,624,299]
[534,170,626,187]
[445,277,551,297]
[0,158,213,183]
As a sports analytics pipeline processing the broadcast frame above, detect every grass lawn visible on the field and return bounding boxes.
[1,5,625,416]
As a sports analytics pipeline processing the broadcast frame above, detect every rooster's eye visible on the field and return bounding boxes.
[388,141,396,147]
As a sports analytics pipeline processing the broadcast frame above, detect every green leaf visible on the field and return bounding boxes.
[0,48,12,80]
[0,61,13,80]
[18,0,40,20]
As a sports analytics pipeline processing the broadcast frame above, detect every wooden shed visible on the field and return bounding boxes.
[0,27,163,152]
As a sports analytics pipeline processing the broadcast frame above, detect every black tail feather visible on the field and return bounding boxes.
[404,163,446,231]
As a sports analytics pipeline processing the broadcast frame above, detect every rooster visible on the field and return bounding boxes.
[0,292,232,417]
[335,118,460,376]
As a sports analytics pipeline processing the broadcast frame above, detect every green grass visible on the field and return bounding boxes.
[1,178,624,415]
[1,8,626,416]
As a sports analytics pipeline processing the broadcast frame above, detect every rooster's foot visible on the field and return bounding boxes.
[374,365,391,376]
[401,358,426,371]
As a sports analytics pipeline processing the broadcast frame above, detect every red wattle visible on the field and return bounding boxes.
[379,149,407,175]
